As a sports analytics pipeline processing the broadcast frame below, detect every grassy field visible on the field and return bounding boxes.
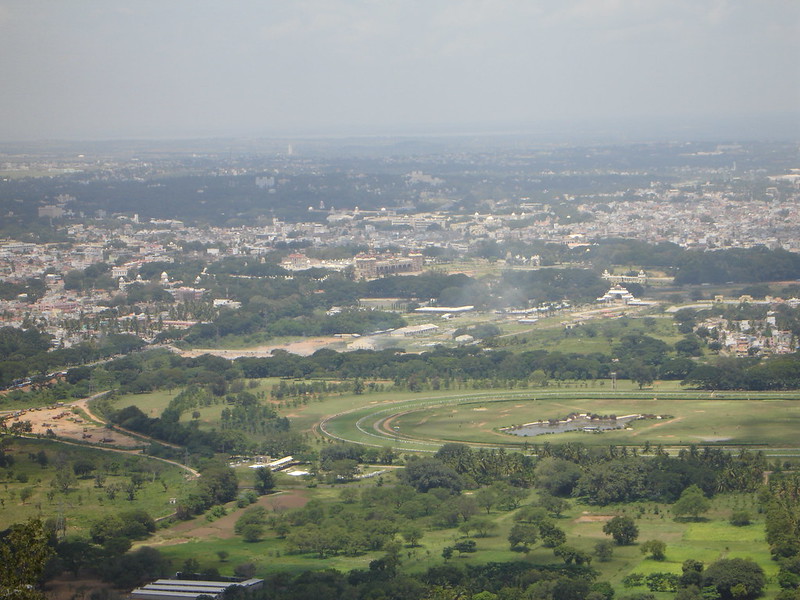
[0,438,188,533]
[112,389,179,418]
[317,386,800,453]
[147,478,780,599]
[110,381,800,455]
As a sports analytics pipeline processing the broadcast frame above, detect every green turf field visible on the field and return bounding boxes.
[0,438,188,533]
[319,387,800,452]
[149,481,779,598]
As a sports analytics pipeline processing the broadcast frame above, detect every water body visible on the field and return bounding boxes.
[505,414,640,437]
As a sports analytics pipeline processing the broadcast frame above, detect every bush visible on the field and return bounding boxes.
[730,511,751,526]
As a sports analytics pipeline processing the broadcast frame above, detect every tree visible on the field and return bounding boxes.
[72,459,96,478]
[253,467,275,495]
[401,458,463,493]
[235,506,268,539]
[534,457,582,496]
[628,361,655,389]
[641,539,667,560]
[702,558,766,600]
[553,544,591,565]
[0,518,54,600]
[467,517,497,538]
[329,459,359,482]
[475,488,498,514]
[680,559,705,588]
[673,485,711,520]
[602,515,639,545]
[594,540,614,562]
[401,525,423,547]
[56,539,95,578]
[508,523,538,552]
[183,558,200,574]
[51,467,75,494]
[538,493,570,517]
[539,522,567,548]
[19,487,33,504]
[240,524,264,543]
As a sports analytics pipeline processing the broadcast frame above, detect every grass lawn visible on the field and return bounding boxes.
[149,480,781,599]
[113,390,179,418]
[0,438,188,534]
[318,386,800,452]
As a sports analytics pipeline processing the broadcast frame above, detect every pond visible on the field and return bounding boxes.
[504,413,642,437]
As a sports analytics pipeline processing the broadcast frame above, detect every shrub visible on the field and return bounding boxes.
[730,511,751,527]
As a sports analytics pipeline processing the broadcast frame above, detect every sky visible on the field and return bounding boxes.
[1,0,798,141]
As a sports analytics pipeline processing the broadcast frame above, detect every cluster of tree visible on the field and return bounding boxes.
[175,460,238,519]
[453,324,502,340]
[237,557,603,600]
[0,277,46,303]
[0,327,145,390]
[570,446,765,504]
[270,379,353,400]
[63,263,115,292]
[272,480,528,560]
[572,238,800,285]
[110,404,227,456]
[88,509,156,553]
[761,472,800,599]
[624,558,766,600]
[68,350,238,396]
[319,443,397,472]
[499,269,608,305]
[429,442,765,505]
[675,247,800,285]
[433,444,536,488]
[236,343,700,386]
[684,353,800,390]
[182,308,405,345]
[220,400,290,438]
[1,516,171,597]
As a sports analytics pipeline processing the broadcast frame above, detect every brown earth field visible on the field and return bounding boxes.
[0,399,143,448]
[148,489,310,547]
[178,337,343,359]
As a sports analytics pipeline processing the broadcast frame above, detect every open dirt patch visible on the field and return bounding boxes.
[180,337,342,358]
[153,489,310,545]
[574,514,614,523]
[45,575,113,600]
[2,401,143,448]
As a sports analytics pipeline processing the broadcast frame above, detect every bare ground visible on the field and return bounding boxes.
[574,514,614,523]
[179,337,343,359]
[149,490,310,547]
[2,400,143,448]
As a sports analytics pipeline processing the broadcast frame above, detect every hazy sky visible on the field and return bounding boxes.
[1,1,798,141]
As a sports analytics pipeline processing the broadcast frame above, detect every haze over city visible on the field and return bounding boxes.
[1,0,799,141]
